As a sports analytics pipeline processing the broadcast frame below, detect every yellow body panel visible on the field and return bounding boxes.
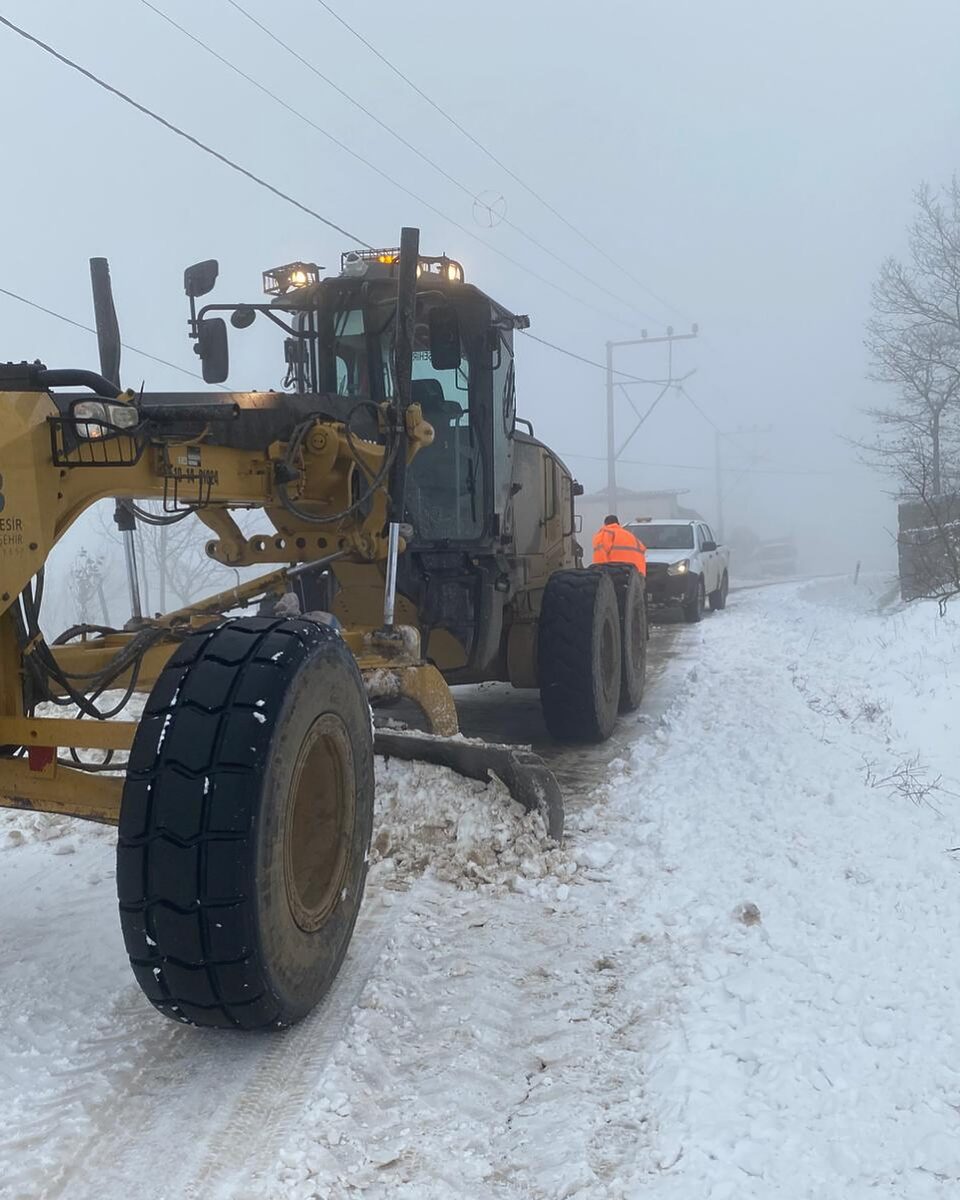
[0,390,451,824]
[0,717,137,750]
[0,756,122,824]
[0,391,59,609]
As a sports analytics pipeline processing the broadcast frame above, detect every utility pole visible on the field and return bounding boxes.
[605,340,616,506]
[713,426,773,542]
[159,522,168,613]
[714,430,723,543]
[605,325,698,512]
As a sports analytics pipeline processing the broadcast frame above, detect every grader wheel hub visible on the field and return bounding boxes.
[284,712,355,933]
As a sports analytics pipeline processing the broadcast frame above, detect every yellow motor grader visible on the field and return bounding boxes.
[0,229,645,1029]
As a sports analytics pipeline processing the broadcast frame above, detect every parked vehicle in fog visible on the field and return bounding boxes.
[627,518,730,623]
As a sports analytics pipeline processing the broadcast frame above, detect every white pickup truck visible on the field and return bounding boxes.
[626,518,730,623]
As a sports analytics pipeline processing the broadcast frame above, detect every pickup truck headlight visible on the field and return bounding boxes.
[667,559,690,576]
[73,400,140,440]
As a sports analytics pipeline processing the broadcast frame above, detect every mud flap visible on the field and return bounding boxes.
[373,730,564,843]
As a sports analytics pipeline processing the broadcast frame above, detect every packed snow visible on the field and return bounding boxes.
[2,577,960,1198]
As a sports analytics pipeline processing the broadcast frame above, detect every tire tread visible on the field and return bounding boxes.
[538,570,620,742]
[118,616,341,1030]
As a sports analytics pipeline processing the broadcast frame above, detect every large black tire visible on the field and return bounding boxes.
[590,564,647,712]
[683,576,706,624]
[709,570,729,612]
[538,570,622,743]
[117,616,374,1030]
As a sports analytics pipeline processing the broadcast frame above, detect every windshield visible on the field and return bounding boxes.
[332,307,394,397]
[404,335,484,542]
[314,294,486,542]
[627,523,694,550]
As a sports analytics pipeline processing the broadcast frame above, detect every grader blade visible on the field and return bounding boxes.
[373,729,564,842]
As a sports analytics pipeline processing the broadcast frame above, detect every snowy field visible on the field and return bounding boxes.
[3,577,960,1199]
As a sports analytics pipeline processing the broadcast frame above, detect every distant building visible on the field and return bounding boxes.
[577,487,702,543]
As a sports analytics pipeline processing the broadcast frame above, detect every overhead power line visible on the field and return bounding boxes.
[559,450,833,477]
[0,285,206,383]
[310,0,692,322]
[0,12,672,380]
[139,0,642,330]
[677,383,722,433]
[0,13,371,247]
[519,331,659,383]
[222,0,470,200]
[221,0,662,325]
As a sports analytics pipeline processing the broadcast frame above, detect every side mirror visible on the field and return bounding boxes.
[428,307,461,372]
[184,259,219,299]
[702,540,717,552]
[195,317,229,384]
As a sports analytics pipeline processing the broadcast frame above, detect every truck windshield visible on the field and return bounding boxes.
[628,523,694,550]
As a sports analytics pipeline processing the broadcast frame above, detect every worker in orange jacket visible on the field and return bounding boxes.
[592,514,647,575]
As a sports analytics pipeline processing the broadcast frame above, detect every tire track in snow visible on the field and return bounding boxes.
[30,894,403,1200]
[181,893,406,1200]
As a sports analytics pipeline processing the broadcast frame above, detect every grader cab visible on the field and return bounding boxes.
[0,229,645,1030]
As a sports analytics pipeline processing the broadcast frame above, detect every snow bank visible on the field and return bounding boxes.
[617,578,960,1197]
[7,578,960,1199]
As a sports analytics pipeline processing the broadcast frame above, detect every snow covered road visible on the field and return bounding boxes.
[3,578,960,1199]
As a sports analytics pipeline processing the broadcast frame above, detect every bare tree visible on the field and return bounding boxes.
[865,320,960,494]
[866,180,960,602]
[866,180,960,493]
[68,547,111,625]
[96,503,239,617]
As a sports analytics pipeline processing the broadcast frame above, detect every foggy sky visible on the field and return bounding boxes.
[3,0,959,580]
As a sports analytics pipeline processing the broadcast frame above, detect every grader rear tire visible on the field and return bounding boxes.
[117,616,374,1030]
[591,564,647,712]
[538,570,622,743]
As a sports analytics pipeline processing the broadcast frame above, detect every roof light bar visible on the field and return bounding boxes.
[340,248,465,283]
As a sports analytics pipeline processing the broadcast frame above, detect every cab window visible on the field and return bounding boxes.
[333,308,366,395]
[543,456,558,522]
[405,329,484,542]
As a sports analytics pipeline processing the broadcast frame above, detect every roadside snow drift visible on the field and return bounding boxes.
[619,580,960,1198]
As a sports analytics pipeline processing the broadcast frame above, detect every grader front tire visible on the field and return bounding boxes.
[117,616,374,1030]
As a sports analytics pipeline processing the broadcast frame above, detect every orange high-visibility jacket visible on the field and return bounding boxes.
[592,523,647,574]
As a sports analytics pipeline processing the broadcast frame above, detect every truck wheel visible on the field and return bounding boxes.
[709,570,729,611]
[590,564,647,711]
[683,576,706,623]
[117,616,374,1030]
[538,570,622,742]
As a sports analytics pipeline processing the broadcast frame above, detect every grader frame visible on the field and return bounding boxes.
[0,226,628,1029]
[0,229,459,827]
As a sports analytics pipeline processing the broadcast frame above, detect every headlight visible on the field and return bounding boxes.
[262,261,320,295]
[667,559,690,576]
[73,400,140,440]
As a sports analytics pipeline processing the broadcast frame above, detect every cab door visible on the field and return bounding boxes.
[540,452,566,570]
[490,319,516,540]
[698,523,719,591]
